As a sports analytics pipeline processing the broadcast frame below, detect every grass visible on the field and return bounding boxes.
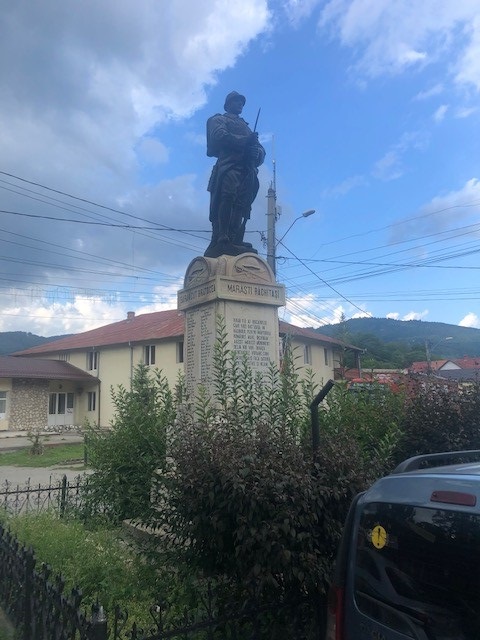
[0,443,85,467]
[0,608,14,640]
[4,512,162,628]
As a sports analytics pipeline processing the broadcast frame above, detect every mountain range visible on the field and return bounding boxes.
[316,317,480,359]
[0,318,479,360]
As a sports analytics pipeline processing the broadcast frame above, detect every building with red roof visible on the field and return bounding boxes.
[2,309,360,431]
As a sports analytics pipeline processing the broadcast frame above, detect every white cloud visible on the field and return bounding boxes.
[0,0,271,219]
[386,312,400,319]
[351,310,370,319]
[318,0,480,88]
[0,279,184,336]
[283,0,322,24]
[454,15,480,90]
[413,83,444,101]
[322,174,368,197]
[389,177,480,242]
[402,310,429,321]
[433,104,449,122]
[372,150,404,182]
[455,106,478,118]
[0,296,126,336]
[459,312,480,328]
[136,138,169,165]
[282,298,347,328]
[372,130,429,181]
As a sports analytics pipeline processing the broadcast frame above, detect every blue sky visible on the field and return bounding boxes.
[0,0,479,335]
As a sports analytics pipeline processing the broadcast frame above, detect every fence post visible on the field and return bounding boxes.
[310,379,335,456]
[60,475,68,518]
[23,548,35,640]
[89,603,108,640]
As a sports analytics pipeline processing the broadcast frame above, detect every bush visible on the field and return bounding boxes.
[318,381,404,479]
[3,512,158,621]
[148,321,388,598]
[84,364,174,521]
[396,378,480,460]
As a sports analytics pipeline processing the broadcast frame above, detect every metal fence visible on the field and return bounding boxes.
[0,474,87,516]
[0,478,326,639]
[0,520,325,640]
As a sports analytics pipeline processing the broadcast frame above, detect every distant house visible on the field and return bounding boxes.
[4,309,361,431]
[0,356,98,432]
[410,356,480,376]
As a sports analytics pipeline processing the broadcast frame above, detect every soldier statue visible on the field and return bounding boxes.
[204,91,266,258]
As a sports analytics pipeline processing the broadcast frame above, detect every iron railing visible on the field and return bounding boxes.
[0,474,87,516]
[0,522,325,640]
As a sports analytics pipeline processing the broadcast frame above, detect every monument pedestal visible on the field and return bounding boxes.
[178,254,286,395]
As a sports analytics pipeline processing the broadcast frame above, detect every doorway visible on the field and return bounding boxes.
[48,392,74,427]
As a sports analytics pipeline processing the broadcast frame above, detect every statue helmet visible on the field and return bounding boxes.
[224,91,246,111]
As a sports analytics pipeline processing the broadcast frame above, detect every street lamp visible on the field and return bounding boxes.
[276,209,316,247]
[425,336,453,373]
[266,203,315,276]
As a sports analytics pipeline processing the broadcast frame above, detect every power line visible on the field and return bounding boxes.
[278,239,372,318]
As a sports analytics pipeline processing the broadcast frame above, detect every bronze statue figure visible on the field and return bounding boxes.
[204,91,266,258]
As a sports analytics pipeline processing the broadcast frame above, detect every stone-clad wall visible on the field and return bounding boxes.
[9,379,49,431]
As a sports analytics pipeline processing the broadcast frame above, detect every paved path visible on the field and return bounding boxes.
[0,431,88,486]
[0,465,89,487]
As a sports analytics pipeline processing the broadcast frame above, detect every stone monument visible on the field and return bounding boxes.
[178,91,285,395]
[178,254,285,394]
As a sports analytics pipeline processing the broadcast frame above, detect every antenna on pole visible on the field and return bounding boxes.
[266,135,277,276]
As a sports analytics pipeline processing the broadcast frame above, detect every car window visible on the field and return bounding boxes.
[354,502,480,639]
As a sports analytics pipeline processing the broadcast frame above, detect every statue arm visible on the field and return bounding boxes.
[256,143,266,168]
[208,114,249,154]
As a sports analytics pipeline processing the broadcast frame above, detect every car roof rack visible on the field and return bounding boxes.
[392,450,480,474]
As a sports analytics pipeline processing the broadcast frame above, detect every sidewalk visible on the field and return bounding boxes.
[0,432,88,485]
[0,431,84,452]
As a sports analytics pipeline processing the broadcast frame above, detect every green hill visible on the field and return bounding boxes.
[316,318,480,367]
[0,332,69,356]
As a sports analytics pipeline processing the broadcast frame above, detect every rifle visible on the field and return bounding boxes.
[253,107,261,133]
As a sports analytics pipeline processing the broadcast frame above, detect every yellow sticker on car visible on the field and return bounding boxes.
[371,525,387,549]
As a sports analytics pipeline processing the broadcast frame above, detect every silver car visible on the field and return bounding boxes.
[326,451,480,639]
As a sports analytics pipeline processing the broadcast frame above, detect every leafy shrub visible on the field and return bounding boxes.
[3,512,158,621]
[149,319,386,598]
[84,364,174,521]
[318,381,404,479]
[396,378,480,460]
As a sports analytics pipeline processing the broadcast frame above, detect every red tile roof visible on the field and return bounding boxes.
[453,356,480,369]
[410,357,480,372]
[410,360,449,373]
[14,309,185,355]
[0,356,99,382]
[14,309,358,356]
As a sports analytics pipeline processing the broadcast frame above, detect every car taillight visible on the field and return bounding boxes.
[326,585,344,640]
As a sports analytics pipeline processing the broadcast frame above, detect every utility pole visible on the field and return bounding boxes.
[266,158,278,276]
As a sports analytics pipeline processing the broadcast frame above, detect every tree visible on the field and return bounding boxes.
[85,364,174,521]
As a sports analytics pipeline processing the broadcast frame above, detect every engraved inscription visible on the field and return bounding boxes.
[232,317,273,369]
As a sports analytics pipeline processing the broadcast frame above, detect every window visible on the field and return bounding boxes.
[0,391,6,418]
[144,345,156,365]
[57,393,66,415]
[304,344,312,365]
[324,348,329,366]
[87,351,99,371]
[177,341,184,363]
[87,391,96,412]
[354,502,480,638]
